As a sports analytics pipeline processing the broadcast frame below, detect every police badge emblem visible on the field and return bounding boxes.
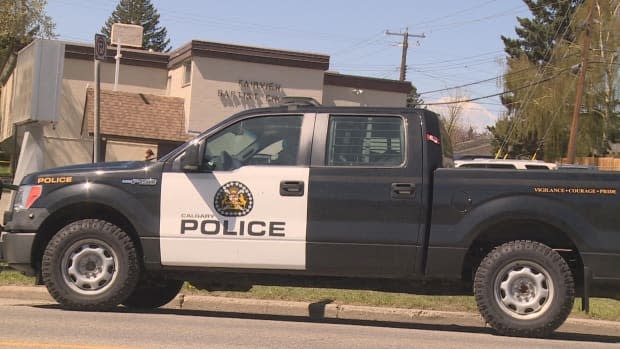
[214,181,254,216]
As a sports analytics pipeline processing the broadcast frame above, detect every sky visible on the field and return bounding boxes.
[46,0,529,131]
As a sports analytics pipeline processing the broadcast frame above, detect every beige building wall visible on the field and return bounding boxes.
[32,58,168,167]
[46,57,168,141]
[105,140,156,162]
[188,56,324,133]
[167,63,192,132]
[9,42,36,125]
[322,85,407,107]
[43,137,92,169]
[0,72,15,140]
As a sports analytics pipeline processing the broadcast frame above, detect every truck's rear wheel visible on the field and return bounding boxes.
[474,240,574,337]
[122,278,184,309]
[42,219,140,310]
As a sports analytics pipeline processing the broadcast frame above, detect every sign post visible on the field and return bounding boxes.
[93,34,107,163]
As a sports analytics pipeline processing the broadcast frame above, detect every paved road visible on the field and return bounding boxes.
[0,298,618,349]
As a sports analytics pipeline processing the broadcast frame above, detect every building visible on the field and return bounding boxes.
[0,39,413,183]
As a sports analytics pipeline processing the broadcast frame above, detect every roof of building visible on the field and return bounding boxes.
[83,89,190,143]
[65,42,169,69]
[168,40,330,70]
[63,39,330,71]
[323,72,413,94]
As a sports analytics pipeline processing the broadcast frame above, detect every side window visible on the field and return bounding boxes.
[486,164,516,169]
[525,165,551,170]
[204,115,303,171]
[326,115,404,167]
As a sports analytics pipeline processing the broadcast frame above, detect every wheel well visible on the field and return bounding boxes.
[462,219,583,285]
[32,203,143,276]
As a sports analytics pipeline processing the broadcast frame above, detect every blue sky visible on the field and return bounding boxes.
[46,0,529,130]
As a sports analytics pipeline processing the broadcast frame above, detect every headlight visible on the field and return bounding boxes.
[13,185,42,210]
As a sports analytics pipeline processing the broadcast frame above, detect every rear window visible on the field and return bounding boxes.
[326,115,405,167]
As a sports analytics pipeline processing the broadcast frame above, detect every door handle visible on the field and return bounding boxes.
[280,180,305,196]
[391,183,415,199]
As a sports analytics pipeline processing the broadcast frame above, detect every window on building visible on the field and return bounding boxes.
[182,61,192,85]
[326,115,405,167]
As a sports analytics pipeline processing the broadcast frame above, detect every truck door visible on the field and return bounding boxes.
[159,114,313,270]
[306,112,424,278]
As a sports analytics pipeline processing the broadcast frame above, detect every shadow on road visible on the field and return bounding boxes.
[33,303,620,344]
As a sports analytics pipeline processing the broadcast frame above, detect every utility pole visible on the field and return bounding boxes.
[385,28,425,81]
[566,0,595,164]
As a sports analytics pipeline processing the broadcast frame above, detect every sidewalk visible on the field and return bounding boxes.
[1,285,619,334]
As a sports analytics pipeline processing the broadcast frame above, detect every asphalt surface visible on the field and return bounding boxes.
[0,286,619,348]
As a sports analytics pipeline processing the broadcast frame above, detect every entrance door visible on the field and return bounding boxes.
[159,114,312,270]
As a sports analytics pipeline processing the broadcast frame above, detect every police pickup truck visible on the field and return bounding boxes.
[1,103,619,337]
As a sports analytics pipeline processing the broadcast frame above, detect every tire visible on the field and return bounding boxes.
[122,278,184,309]
[41,219,140,311]
[474,240,574,337]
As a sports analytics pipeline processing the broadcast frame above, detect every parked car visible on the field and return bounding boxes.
[455,158,557,170]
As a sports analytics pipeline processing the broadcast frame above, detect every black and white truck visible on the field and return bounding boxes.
[1,103,619,337]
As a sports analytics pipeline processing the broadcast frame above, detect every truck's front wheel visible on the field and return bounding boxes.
[474,240,574,337]
[42,219,140,310]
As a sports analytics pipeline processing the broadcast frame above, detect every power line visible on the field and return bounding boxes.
[418,67,541,95]
[411,50,504,67]
[420,69,568,106]
[411,0,500,28]
[416,0,565,33]
[419,76,503,95]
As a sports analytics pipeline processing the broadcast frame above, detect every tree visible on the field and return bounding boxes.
[406,85,423,107]
[493,0,620,161]
[487,117,541,159]
[501,0,583,65]
[101,0,171,52]
[428,89,474,145]
[0,0,55,84]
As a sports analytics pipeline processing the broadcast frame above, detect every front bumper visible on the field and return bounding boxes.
[1,232,36,275]
[1,208,49,276]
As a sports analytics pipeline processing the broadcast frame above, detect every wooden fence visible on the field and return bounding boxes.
[561,157,620,171]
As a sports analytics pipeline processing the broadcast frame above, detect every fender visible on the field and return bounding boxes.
[448,194,593,249]
[34,182,160,240]
[425,194,597,279]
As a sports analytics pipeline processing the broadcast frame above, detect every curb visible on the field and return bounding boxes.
[1,285,619,331]
[177,293,485,324]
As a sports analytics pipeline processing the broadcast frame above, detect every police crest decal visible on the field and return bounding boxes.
[214,181,254,216]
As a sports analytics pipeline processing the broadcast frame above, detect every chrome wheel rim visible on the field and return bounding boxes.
[61,239,119,295]
[493,261,554,320]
